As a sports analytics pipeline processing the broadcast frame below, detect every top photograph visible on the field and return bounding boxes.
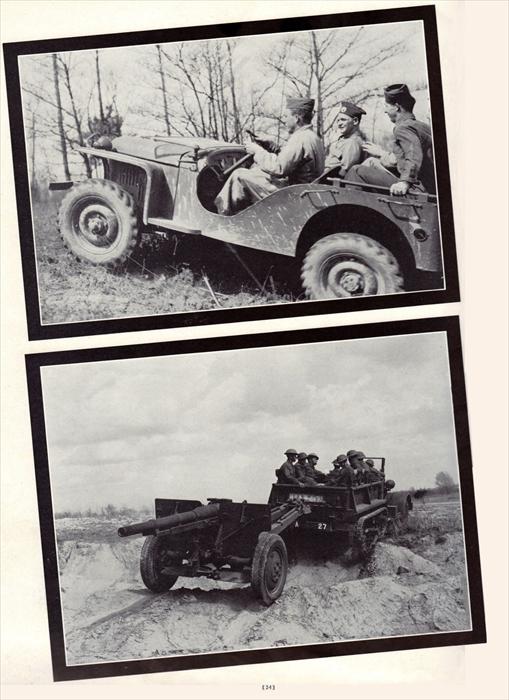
[4,4,459,339]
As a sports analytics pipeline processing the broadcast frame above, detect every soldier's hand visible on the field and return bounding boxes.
[244,142,261,155]
[390,181,410,196]
[362,141,385,158]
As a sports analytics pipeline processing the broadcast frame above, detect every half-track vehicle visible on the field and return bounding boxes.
[53,135,442,299]
[118,456,412,605]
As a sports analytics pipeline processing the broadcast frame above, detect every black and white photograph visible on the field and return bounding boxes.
[5,5,458,340]
[26,318,484,681]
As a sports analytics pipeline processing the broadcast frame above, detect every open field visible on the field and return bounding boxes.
[54,500,470,665]
[33,199,296,324]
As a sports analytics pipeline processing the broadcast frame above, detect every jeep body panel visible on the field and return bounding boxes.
[76,136,442,274]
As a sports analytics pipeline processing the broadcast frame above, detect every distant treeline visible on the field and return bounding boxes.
[411,484,460,501]
[55,504,151,519]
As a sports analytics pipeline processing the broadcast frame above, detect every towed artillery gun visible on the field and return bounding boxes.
[52,135,442,298]
[118,457,412,605]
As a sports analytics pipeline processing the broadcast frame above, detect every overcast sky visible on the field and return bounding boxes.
[40,331,459,513]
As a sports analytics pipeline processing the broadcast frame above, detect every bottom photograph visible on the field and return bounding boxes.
[25,317,485,681]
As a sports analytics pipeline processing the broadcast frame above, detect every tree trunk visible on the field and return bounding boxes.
[311,33,323,138]
[226,41,241,141]
[60,57,92,177]
[30,111,37,193]
[52,53,70,180]
[95,50,105,123]
[156,44,171,135]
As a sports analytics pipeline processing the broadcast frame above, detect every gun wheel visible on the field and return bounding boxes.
[140,535,179,593]
[251,532,288,606]
[58,179,139,267]
[301,233,404,299]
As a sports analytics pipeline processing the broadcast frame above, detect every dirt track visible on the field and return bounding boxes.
[56,501,471,665]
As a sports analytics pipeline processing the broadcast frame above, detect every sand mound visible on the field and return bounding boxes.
[55,511,470,665]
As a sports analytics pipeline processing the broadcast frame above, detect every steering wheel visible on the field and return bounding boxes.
[221,151,254,180]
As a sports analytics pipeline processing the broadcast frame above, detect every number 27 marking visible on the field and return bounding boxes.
[317,522,327,530]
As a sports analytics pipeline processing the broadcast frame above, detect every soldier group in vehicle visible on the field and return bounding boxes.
[215,82,435,215]
[276,448,383,487]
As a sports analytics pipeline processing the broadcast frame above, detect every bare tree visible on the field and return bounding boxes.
[156,44,171,136]
[52,53,70,180]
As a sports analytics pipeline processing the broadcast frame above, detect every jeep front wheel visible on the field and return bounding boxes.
[301,232,404,299]
[58,179,139,266]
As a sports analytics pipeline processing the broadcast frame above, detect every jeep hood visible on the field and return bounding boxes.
[111,136,242,164]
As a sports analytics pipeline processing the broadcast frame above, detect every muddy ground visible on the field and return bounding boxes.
[54,500,470,666]
[32,200,297,324]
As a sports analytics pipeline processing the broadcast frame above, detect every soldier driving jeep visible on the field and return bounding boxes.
[214,96,325,215]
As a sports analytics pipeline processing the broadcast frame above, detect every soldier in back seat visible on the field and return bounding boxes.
[327,454,356,487]
[306,452,328,483]
[364,458,383,483]
[325,101,367,177]
[276,448,303,485]
[347,83,436,196]
[296,452,319,485]
[348,450,369,484]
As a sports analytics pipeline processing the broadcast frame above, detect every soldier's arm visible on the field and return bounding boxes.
[254,133,305,178]
[340,139,363,171]
[393,123,423,183]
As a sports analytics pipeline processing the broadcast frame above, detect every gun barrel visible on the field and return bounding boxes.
[118,502,220,537]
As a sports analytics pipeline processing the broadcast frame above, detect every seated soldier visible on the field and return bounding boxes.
[276,448,303,485]
[327,454,355,487]
[364,458,383,483]
[347,450,368,484]
[325,101,366,176]
[347,83,436,196]
[296,452,318,485]
[214,96,325,215]
[306,452,328,483]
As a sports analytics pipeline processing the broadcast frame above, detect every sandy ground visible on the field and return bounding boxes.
[55,501,471,665]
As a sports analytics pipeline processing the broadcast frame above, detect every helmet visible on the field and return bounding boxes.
[336,454,347,463]
[346,449,358,458]
[284,448,298,455]
[297,452,307,460]
[308,452,318,459]
[366,458,374,467]
[357,451,366,459]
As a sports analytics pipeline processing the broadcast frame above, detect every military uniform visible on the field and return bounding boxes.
[364,459,383,483]
[278,459,303,485]
[325,102,366,176]
[215,97,325,215]
[347,84,436,194]
[325,131,365,174]
[328,463,356,487]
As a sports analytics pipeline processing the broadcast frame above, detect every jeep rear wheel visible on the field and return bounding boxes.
[58,179,139,266]
[301,233,404,299]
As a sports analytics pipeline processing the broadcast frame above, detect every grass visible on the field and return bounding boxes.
[33,199,297,324]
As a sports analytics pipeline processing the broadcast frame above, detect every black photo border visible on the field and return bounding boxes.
[5,4,459,341]
[25,315,484,682]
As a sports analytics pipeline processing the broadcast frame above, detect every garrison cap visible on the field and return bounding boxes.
[384,83,416,109]
[287,96,315,113]
[284,448,298,455]
[338,101,366,119]
[297,452,308,460]
[308,452,319,459]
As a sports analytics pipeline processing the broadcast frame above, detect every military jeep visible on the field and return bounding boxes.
[53,135,442,299]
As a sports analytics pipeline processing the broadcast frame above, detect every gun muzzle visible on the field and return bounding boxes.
[118,502,220,537]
